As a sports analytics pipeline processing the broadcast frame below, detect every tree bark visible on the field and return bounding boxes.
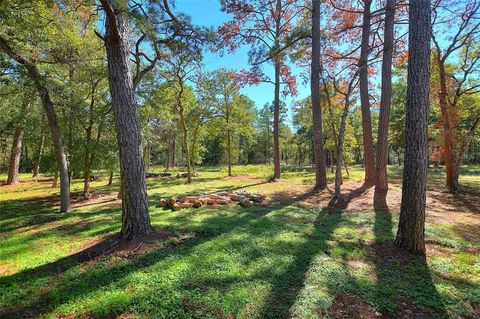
[359,0,375,185]
[227,128,232,177]
[7,127,23,185]
[374,0,396,207]
[273,60,281,179]
[0,36,71,212]
[53,171,59,188]
[32,124,46,177]
[101,0,152,239]
[395,0,431,256]
[435,53,456,191]
[335,97,350,197]
[108,170,114,186]
[311,0,327,189]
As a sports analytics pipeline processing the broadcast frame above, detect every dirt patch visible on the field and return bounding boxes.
[265,180,480,228]
[328,294,440,319]
[70,193,121,209]
[76,229,194,262]
[391,298,439,319]
[328,294,382,318]
[223,173,263,182]
[0,264,11,276]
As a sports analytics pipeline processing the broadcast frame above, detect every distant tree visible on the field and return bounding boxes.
[160,43,202,183]
[218,0,300,179]
[431,0,480,191]
[197,69,255,176]
[395,0,431,255]
[0,1,79,212]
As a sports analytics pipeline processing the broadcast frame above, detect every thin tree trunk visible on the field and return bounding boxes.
[452,115,480,186]
[273,60,281,180]
[53,171,59,188]
[359,0,375,185]
[178,102,192,183]
[108,170,113,186]
[375,0,396,192]
[0,36,71,212]
[7,127,23,185]
[311,0,327,189]
[335,103,350,197]
[102,0,152,239]
[32,124,46,177]
[227,128,232,176]
[395,0,431,255]
[335,78,356,196]
[435,52,456,191]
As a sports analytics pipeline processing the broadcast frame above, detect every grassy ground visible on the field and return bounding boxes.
[0,165,479,318]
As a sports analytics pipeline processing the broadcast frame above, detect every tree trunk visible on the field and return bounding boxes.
[108,170,114,186]
[53,171,59,188]
[311,0,327,189]
[359,0,375,185]
[452,115,480,187]
[227,128,232,177]
[375,0,396,192]
[0,36,71,212]
[7,127,23,185]
[435,53,457,191]
[102,0,152,239]
[179,104,192,183]
[335,101,350,197]
[335,79,356,196]
[32,124,46,177]
[273,61,281,179]
[395,0,431,256]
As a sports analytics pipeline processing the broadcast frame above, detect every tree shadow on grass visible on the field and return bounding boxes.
[0,207,273,318]
[369,209,449,318]
[257,209,343,318]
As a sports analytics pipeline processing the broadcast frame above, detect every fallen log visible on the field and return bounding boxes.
[158,191,264,211]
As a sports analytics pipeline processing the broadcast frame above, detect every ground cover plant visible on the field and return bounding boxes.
[1,165,479,318]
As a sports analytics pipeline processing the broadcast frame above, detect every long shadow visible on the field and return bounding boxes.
[371,208,448,317]
[327,183,373,210]
[257,208,343,318]
[0,208,272,318]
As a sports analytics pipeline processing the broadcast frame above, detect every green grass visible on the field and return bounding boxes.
[0,165,479,318]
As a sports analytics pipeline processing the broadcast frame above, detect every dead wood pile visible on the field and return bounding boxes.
[157,191,266,210]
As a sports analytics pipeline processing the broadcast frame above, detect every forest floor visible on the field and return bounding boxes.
[0,165,479,319]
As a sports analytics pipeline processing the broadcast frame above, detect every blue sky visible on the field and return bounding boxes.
[177,0,310,124]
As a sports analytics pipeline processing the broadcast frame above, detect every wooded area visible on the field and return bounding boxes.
[0,0,479,318]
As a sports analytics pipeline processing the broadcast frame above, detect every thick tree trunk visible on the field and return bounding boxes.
[0,36,71,212]
[395,0,431,256]
[435,53,456,191]
[273,61,281,179]
[102,0,152,239]
[311,0,327,189]
[359,0,375,185]
[32,124,46,177]
[375,0,396,192]
[7,127,23,185]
